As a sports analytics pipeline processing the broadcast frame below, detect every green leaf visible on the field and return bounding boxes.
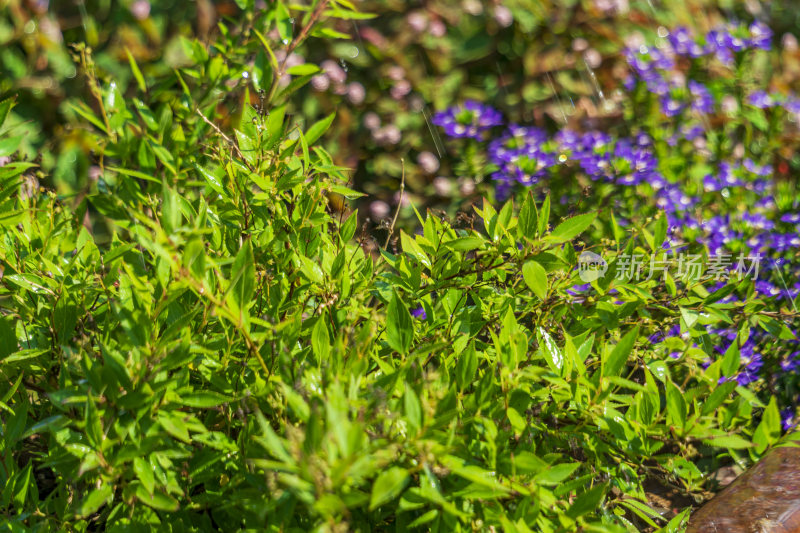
[274,1,293,42]
[386,291,413,354]
[507,407,527,435]
[0,97,14,130]
[305,112,335,145]
[125,48,147,93]
[265,104,286,149]
[177,391,233,408]
[753,396,781,452]
[133,457,155,495]
[194,163,227,196]
[456,346,478,390]
[666,381,687,432]
[254,411,293,463]
[722,336,740,377]
[328,184,366,199]
[70,101,108,133]
[441,455,511,493]
[0,317,16,359]
[135,484,180,511]
[313,27,352,40]
[537,194,550,237]
[0,210,24,227]
[445,236,484,252]
[0,135,22,157]
[323,7,377,19]
[157,411,191,443]
[701,380,736,416]
[370,467,410,510]
[538,328,563,373]
[0,349,47,365]
[287,64,321,77]
[53,296,77,345]
[84,394,104,449]
[227,239,255,319]
[547,212,596,243]
[536,462,580,485]
[702,435,754,449]
[603,326,639,378]
[161,184,180,233]
[340,209,358,242]
[312,316,331,359]
[618,499,663,528]
[400,230,431,269]
[522,260,548,299]
[653,214,668,251]
[7,462,32,509]
[680,307,699,329]
[660,509,691,532]
[78,484,113,517]
[107,165,160,184]
[404,387,422,433]
[566,483,607,519]
[518,193,538,240]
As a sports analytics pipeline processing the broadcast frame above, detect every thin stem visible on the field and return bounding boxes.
[196,108,255,172]
[385,158,405,249]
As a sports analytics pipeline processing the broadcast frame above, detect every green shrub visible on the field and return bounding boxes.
[1,2,797,532]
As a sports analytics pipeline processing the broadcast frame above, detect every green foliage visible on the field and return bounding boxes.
[0,1,797,532]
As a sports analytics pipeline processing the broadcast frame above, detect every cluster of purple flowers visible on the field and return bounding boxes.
[431,100,503,139]
[619,24,800,419]
[667,124,705,146]
[623,22,786,118]
[432,22,800,409]
[486,125,556,198]
[485,126,671,200]
[716,336,765,387]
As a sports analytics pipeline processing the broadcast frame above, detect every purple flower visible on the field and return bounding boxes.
[566,283,592,296]
[660,95,686,117]
[649,324,681,346]
[624,46,676,78]
[703,174,722,192]
[432,101,503,139]
[748,21,772,50]
[736,366,760,386]
[741,212,775,231]
[743,159,772,177]
[755,196,776,210]
[492,151,557,187]
[755,280,780,297]
[411,306,427,320]
[782,407,796,431]
[748,90,774,109]
[488,125,548,164]
[656,184,696,214]
[674,124,705,144]
[781,352,800,373]
[668,27,696,56]
[688,82,714,114]
[708,26,748,53]
[783,95,800,114]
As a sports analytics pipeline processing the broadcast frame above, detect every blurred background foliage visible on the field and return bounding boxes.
[3,0,800,233]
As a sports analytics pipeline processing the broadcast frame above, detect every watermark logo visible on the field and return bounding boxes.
[576,252,761,283]
[578,251,608,282]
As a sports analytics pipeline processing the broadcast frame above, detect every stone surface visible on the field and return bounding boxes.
[687,445,800,533]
